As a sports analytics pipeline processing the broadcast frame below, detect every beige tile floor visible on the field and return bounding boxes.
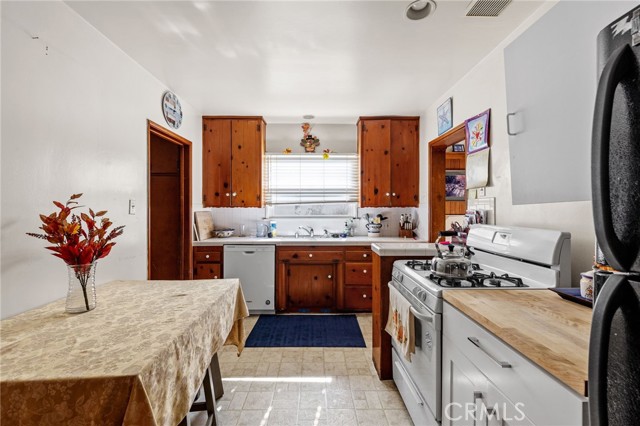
[190,314,414,426]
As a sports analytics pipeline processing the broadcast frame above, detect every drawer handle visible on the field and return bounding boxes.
[327,275,332,279]
[363,269,367,274]
[363,253,368,258]
[309,253,313,258]
[205,255,210,259]
[467,337,512,368]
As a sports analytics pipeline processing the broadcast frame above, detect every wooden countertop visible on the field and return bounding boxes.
[444,289,591,396]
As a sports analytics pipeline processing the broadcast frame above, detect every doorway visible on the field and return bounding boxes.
[427,123,467,242]
[147,120,192,280]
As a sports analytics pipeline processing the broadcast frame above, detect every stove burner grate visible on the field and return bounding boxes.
[427,271,528,288]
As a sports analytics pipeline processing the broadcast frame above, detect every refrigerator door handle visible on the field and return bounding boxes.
[591,44,638,271]
[588,274,632,426]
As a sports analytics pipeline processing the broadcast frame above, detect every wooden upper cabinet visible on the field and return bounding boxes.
[358,117,419,207]
[390,119,419,207]
[359,120,391,207]
[202,117,265,207]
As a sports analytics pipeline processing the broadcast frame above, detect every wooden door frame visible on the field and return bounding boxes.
[427,123,467,242]
[147,120,193,280]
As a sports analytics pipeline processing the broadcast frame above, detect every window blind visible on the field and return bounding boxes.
[264,153,359,204]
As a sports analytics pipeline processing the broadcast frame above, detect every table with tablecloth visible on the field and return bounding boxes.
[0,279,249,426]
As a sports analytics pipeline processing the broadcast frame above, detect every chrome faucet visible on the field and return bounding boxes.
[297,226,314,238]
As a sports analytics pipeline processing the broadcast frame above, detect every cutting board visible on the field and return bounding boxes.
[194,211,215,241]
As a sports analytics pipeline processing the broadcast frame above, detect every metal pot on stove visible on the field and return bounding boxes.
[431,231,475,280]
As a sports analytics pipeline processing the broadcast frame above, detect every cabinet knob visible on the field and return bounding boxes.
[363,269,367,274]
[225,193,230,197]
[214,276,218,279]
[328,275,332,279]
[363,294,367,298]
[232,192,237,197]
[205,254,210,259]
[385,193,390,197]
[363,253,368,258]
[308,253,313,258]
[392,193,396,197]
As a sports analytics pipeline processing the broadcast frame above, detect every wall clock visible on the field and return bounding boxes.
[162,91,183,129]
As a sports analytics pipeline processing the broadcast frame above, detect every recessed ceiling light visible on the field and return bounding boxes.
[303,115,315,120]
[405,0,437,20]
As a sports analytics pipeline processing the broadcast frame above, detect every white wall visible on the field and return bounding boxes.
[0,1,202,318]
[266,123,356,153]
[415,1,636,282]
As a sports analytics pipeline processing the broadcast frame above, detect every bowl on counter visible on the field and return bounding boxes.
[213,228,235,238]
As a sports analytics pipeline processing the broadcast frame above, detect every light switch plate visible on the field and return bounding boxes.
[129,199,136,215]
[478,187,487,197]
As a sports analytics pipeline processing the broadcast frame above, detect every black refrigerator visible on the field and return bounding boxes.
[589,5,640,426]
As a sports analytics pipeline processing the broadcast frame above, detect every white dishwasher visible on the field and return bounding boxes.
[223,245,275,314]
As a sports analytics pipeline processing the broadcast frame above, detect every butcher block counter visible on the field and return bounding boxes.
[444,289,591,396]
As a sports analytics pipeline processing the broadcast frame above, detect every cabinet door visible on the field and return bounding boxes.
[443,335,487,426]
[359,120,391,207]
[231,119,263,207]
[390,119,419,207]
[194,263,221,279]
[504,1,631,205]
[202,119,232,207]
[286,264,335,310]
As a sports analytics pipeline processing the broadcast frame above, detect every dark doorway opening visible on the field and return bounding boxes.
[147,120,192,280]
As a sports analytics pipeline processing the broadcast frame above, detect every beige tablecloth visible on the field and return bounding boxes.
[0,279,249,426]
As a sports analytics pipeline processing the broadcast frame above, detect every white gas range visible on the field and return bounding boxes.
[389,225,571,426]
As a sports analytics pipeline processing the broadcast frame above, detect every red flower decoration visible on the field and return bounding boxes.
[27,194,124,266]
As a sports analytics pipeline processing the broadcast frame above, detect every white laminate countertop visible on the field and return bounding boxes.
[193,236,418,247]
[371,242,437,257]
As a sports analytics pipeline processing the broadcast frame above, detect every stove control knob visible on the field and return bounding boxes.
[424,331,433,350]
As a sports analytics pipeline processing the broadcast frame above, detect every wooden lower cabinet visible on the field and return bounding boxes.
[281,263,337,311]
[193,246,223,279]
[276,246,373,313]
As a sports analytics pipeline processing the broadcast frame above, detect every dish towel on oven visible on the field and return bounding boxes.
[385,284,415,361]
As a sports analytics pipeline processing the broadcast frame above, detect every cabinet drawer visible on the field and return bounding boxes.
[346,250,373,262]
[443,303,587,426]
[344,286,372,310]
[345,262,372,285]
[194,250,221,262]
[278,248,344,262]
[194,263,221,279]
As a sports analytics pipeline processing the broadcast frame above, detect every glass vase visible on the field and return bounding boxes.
[66,262,97,313]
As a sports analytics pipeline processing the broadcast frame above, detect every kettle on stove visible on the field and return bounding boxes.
[431,231,475,280]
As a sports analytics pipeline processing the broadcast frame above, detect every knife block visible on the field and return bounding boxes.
[399,229,414,239]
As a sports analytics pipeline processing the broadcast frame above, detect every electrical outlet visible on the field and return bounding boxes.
[129,199,136,215]
[478,187,487,197]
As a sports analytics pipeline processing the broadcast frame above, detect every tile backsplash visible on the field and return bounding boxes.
[198,207,416,238]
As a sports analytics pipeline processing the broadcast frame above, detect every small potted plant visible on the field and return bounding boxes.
[27,194,125,313]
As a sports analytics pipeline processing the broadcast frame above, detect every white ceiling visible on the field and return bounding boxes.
[67,0,545,123]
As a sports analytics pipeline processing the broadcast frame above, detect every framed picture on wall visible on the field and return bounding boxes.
[465,109,491,154]
[445,170,466,201]
[452,143,465,152]
[437,97,453,135]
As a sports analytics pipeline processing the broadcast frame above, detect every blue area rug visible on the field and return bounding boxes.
[245,315,366,348]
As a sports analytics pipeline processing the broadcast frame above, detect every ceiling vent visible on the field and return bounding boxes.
[466,0,512,17]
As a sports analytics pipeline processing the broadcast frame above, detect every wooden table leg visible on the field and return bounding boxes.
[210,353,224,400]
[188,353,222,426]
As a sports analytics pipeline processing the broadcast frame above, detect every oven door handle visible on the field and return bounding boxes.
[410,306,434,323]
[394,361,425,407]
